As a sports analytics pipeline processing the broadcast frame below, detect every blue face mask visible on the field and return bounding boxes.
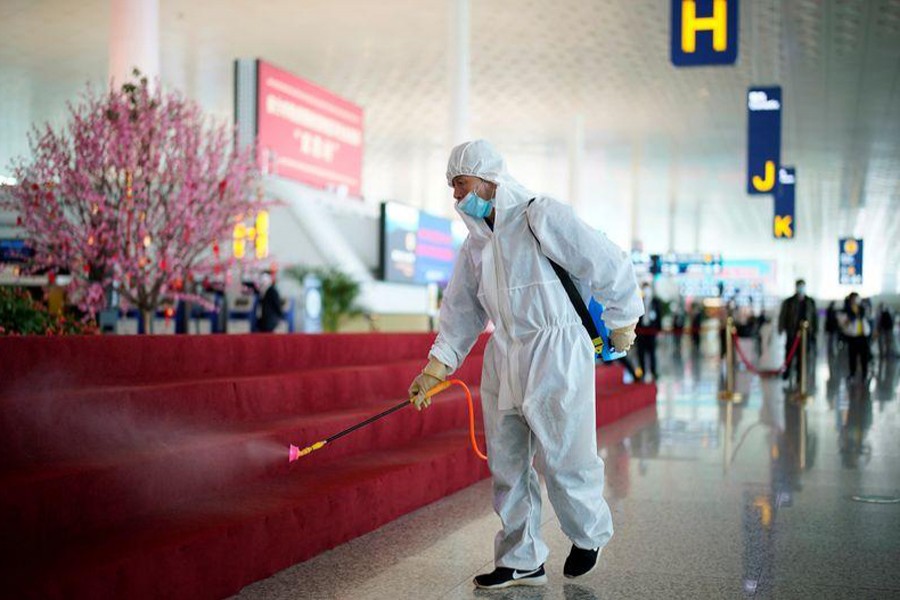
[458,191,493,218]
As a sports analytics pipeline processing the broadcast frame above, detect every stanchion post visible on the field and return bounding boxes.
[718,316,743,402]
[792,320,811,403]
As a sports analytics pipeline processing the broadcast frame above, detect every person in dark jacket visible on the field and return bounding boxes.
[256,271,284,333]
[876,305,895,359]
[636,282,663,380]
[778,279,817,384]
[840,293,871,380]
[690,301,704,351]
[825,301,839,357]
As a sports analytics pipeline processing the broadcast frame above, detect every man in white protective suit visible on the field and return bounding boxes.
[408,140,644,590]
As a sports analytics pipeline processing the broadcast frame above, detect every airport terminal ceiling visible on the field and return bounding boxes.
[0,0,898,296]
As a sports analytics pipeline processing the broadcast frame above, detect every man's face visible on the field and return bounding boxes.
[451,175,495,202]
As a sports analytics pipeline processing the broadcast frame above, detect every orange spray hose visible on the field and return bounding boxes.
[428,379,487,461]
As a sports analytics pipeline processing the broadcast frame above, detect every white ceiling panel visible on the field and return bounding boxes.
[0,0,897,297]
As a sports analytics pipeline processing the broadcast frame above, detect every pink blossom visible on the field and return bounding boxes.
[3,75,264,320]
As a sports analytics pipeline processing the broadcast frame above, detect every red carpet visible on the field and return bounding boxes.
[0,333,656,599]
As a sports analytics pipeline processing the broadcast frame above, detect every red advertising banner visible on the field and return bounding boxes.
[257,60,364,197]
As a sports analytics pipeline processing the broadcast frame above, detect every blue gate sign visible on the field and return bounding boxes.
[839,238,863,285]
[774,167,795,239]
[671,0,739,66]
[747,87,782,195]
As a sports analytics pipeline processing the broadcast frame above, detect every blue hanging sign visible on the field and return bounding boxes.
[839,238,863,285]
[747,86,782,195]
[774,167,795,239]
[671,0,739,66]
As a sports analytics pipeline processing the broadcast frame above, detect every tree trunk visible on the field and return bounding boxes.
[141,309,154,334]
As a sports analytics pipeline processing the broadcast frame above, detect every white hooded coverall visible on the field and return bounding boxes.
[429,140,644,570]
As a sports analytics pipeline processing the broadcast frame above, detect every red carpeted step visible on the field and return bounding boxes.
[595,362,627,392]
[3,429,492,600]
[0,329,655,600]
[0,334,489,387]
[598,402,658,440]
[4,386,657,600]
[0,367,641,543]
[0,387,485,547]
[597,383,657,426]
[0,357,486,466]
[0,379,654,568]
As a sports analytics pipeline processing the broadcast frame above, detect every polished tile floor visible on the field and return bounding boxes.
[232,340,900,599]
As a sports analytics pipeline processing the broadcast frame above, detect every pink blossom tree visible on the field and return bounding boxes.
[3,72,262,332]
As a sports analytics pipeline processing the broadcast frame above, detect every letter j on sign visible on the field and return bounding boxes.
[671,0,739,66]
[747,86,782,195]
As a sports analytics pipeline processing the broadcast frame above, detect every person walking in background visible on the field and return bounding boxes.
[840,292,871,381]
[876,304,896,359]
[862,298,875,338]
[256,270,284,333]
[825,301,839,357]
[720,298,736,359]
[690,301,704,351]
[778,279,817,385]
[636,282,663,381]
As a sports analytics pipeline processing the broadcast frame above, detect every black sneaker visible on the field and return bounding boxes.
[473,565,547,589]
[564,545,600,578]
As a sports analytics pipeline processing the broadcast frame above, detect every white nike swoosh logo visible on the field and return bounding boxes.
[512,568,540,580]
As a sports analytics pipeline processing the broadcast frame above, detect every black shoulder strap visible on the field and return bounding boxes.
[525,199,600,341]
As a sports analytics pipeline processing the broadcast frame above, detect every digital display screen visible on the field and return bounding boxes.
[379,202,467,285]
[678,259,775,304]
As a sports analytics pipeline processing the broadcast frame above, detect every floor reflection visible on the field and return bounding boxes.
[615,338,899,595]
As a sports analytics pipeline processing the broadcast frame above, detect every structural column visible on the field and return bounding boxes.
[109,0,160,84]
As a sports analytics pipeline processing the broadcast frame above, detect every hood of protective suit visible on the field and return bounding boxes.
[446,140,534,220]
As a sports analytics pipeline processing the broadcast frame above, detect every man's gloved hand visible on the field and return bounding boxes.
[610,323,637,353]
[408,356,450,411]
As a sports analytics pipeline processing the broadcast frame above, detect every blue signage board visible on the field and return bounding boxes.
[839,238,863,285]
[671,0,739,66]
[774,167,795,239]
[0,239,34,263]
[747,86,782,195]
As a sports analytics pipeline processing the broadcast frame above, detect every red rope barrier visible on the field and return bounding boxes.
[731,329,802,376]
[635,326,702,336]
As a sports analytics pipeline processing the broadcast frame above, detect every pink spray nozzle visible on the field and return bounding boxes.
[288,440,326,463]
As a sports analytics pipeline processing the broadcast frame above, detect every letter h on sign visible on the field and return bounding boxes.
[671,0,739,66]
